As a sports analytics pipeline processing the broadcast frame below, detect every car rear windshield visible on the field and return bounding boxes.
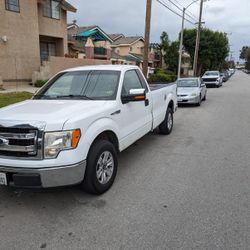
[34,70,121,100]
[177,79,198,87]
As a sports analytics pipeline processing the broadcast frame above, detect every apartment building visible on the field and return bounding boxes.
[0,0,76,85]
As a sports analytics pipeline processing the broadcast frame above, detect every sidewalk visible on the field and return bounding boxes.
[0,84,39,94]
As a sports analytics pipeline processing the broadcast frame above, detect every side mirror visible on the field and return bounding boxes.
[121,88,146,104]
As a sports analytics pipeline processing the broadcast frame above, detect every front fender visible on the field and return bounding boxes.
[80,118,120,160]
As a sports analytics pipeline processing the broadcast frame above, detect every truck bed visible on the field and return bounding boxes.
[149,82,175,91]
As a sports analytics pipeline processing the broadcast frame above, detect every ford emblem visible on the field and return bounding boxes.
[0,137,9,146]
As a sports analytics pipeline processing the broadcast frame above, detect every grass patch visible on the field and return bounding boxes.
[0,92,33,108]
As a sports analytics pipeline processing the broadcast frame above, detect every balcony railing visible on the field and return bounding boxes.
[94,47,107,55]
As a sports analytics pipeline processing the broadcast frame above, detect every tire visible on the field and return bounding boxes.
[203,94,206,101]
[82,140,118,195]
[159,107,173,135]
[196,95,201,106]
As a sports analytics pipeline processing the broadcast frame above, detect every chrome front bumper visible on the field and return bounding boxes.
[0,160,86,188]
[177,96,200,104]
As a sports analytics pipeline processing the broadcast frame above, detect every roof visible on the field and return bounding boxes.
[61,1,77,12]
[129,53,143,62]
[68,40,85,53]
[73,26,113,42]
[62,65,140,73]
[112,36,144,46]
[108,34,124,41]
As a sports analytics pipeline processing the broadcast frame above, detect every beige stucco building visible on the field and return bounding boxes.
[0,0,76,85]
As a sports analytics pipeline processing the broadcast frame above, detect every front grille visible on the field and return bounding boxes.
[178,94,188,97]
[203,78,217,82]
[0,127,39,158]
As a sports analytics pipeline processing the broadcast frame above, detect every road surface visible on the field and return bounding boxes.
[0,71,249,250]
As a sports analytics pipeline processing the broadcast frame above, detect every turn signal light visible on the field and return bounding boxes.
[72,129,81,148]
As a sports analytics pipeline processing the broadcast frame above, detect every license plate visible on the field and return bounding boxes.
[0,173,7,186]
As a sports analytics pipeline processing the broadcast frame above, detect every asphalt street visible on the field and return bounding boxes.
[0,71,249,250]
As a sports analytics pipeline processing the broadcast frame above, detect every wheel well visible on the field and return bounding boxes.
[93,131,119,153]
[168,100,174,111]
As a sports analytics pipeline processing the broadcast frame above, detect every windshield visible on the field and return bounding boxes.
[204,71,219,76]
[177,79,199,87]
[34,70,121,100]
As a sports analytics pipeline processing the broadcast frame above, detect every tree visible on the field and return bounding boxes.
[164,41,179,73]
[160,32,179,74]
[245,48,250,70]
[183,28,229,75]
[240,46,249,60]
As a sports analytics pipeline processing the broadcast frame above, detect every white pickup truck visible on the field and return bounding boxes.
[0,65,177,194]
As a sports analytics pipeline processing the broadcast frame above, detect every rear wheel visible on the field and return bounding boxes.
[159,107,173,135]
[82,140,118,195]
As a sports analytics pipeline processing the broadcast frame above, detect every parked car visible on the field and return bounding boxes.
[202,71,223,88]
[220,71,229,82]
[177,77,207,106]
[229,68,235,76]
[0,65,177,194]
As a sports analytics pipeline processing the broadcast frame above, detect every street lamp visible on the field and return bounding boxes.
[177,0,199,79]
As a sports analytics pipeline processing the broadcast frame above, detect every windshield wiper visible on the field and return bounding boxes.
[54,95,94,100]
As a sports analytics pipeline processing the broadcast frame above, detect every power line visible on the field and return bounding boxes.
[173,0,199,20]
[156,0,195,25]
[163,0,197,22]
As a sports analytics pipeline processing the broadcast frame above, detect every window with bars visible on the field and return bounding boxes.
[43,0,60,19]
[5,0,20,12]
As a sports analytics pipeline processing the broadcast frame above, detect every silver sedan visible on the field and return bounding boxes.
[177,77,207,106]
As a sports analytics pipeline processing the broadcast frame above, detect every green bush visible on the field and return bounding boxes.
[148,70,177,83]
[35,79,47,88]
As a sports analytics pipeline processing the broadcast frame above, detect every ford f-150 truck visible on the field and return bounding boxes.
[0,65,177,194]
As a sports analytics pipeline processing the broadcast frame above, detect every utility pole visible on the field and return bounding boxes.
[177,8,186,79]
[143,0,152,78]
[193,0,204,76]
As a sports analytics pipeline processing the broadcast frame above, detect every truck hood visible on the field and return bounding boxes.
[0,100,109,131]
[177,87,198,95]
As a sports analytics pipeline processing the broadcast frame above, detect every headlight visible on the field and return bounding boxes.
[44,129,81,159]
[191,92,197,96]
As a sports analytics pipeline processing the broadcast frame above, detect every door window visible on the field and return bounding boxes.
[122,70,143,95]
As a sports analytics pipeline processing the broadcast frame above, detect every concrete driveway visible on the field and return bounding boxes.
[0,71,249,250]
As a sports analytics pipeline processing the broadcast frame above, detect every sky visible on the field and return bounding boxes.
[67,0,250,62]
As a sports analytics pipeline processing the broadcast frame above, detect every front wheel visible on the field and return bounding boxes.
[196,95,201,106]
[82,140,118,195]
[159,107,173,135]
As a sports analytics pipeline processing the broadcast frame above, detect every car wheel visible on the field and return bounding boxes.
[159,107,173,135]
[82,140,118,195]
[196,95,201,106]
[203,93,207,101]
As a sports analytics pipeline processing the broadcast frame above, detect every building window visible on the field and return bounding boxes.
[43,0,60,19]
[40,41,56,62]
[5,0,20,12]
